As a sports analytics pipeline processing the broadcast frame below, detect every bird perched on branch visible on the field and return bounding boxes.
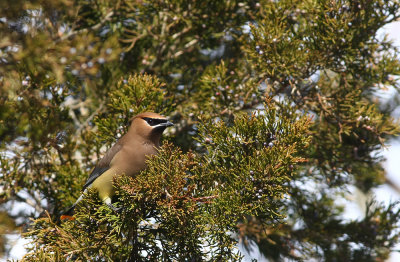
[61,112,173,220]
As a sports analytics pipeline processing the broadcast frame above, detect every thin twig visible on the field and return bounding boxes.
[56,11,114,42]
[75,101,105,136]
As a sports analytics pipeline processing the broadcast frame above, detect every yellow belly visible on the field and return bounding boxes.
[91,169,116,202]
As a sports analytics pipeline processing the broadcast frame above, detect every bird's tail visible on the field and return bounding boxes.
[60,204,76,221]
[60,192,85,221]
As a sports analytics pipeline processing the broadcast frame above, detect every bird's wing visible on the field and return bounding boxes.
[82,140,124,190]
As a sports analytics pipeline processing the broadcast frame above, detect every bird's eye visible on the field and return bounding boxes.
[144,117,157,126]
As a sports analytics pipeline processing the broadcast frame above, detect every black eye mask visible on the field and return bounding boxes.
[142,117,168,126]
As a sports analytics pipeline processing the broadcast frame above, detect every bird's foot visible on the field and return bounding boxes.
[106,203,123,213]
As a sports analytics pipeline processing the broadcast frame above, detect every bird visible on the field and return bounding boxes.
[60,112,173,220]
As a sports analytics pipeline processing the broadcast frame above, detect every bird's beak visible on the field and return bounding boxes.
[162,121,174,127]
[153,121,174,131]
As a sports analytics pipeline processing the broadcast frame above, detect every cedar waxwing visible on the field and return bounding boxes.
[61,112,173,218]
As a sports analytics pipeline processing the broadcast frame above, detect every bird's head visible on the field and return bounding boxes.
[128,112,173,144]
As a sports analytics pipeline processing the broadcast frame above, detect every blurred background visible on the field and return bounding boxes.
[1,2,400,261]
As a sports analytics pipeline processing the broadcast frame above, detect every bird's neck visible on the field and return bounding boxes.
[147,131,162,147]
[126,130,161,148]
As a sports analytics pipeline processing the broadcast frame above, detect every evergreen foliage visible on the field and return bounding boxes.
[1,0,400,261]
